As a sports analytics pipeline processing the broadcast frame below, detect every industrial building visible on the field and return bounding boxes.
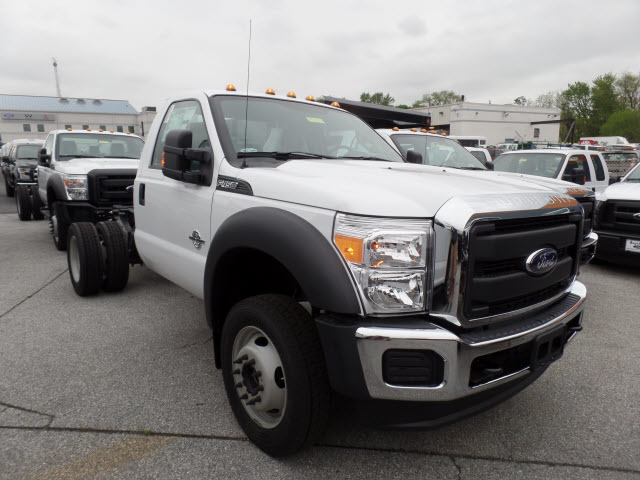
[0,94,157,143]
[413,101,561,146]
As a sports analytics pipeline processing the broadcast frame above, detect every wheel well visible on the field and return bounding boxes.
[47,187,57,210]
[211,248,305,367]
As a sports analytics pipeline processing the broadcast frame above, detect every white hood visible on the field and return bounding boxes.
[599,181,640,201]
[229,160,570,218]
[55,157,139,175]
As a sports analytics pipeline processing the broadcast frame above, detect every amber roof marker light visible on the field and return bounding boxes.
[305,95,316,101]
[265,88,276,95]
[330,101,341,108]
[226,84,237,92]
[287,91,297,98]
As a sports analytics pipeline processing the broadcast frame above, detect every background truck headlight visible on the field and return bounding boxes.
[17,167,32,180]
[63,174,88,200]
[334,214,433,314]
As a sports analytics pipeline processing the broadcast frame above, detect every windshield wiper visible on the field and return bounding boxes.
[340,155,391,162]
[102,155,139,159]
[236,151,338,160]
[456,166,487,170]
[58,154,99,158]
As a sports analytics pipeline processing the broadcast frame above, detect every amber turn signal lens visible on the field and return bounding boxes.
[162,152,165,167]
[335,234,363,264]
[226,84,237,91]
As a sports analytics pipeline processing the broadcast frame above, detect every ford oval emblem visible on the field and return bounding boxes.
[526,248,558,275]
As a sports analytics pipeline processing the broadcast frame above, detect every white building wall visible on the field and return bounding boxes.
[0,111,157,143]
[414,102,561,145]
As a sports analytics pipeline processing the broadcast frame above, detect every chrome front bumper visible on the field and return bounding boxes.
[580,232,598,264]
[355,281,586,402]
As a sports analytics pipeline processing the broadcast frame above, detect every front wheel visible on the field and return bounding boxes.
[31,186,44,220]
[16,185,32,221]
[67,223,103,296]
[51,202,70,251]
[5,176,15,197]
[221,295,331,457]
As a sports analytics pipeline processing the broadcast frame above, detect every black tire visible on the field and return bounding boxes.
[51,202,70,251]
[5,176,15,197]
[67,222,103,296]
[96,221,130,292]
[31,186,44,220]
[16,185,32,221]
[221,294,331,457]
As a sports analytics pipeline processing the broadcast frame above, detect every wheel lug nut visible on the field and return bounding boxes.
[258,385,264,392]
[246,395,261,406]
[232,369,240,375]
[246,359,256,366]
[239,393,248,400]
[235,382,243,389]
[233,354,248,365]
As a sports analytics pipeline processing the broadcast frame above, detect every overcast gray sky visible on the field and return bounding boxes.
[1,0,639,110]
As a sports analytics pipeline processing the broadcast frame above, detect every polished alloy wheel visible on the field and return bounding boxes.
[231,326,286,429]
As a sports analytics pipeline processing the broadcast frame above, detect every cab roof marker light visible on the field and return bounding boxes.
[287,91,296,98]
[67,128,72,131]
[330,101,341,108]
[86,128,91,131]
[226,84,237,92]
[99,129,104,132]
[392,127,399,131]
[305,95,315,101]
[411,128,417,132]
[265,88,276,95]
[110,130,114,133]
[421,128,427,133]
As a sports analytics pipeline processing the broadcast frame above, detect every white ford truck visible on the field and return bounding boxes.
[595,163,640,265]
[65,88,587,456]
[37,129,144,250]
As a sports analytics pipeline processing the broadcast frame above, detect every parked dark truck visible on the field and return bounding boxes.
[64,88,587,456]
[2,139,45,220]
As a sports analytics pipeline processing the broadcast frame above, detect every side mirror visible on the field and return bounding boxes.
[162,129,211,184]
[38,148,51,166]
[406,150,423,164]
[485,161,495,170]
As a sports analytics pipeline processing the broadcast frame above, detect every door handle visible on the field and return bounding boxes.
[139,183,146,205]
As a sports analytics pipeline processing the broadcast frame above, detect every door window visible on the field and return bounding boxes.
[564,155,591,182]
[151,100,210,168]
[590,154,606,181]
[43,135,54,157]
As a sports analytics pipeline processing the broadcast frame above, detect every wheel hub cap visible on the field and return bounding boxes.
[231,326,286,429]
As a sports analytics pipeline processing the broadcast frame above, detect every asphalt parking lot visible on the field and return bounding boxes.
[1,184,639,480]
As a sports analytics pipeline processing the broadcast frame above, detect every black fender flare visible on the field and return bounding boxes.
[46,176,67,208]
[204,207,362,361]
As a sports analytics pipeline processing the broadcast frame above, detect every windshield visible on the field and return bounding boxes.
[625,164,640,181]
[55,134,143,160]
[391,134,486,170]
[16,145,41,160]
[493,152,565,178]
[211,96,403,166]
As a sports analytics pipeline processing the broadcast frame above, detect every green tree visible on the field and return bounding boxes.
[615,72,640,110]
[600,110,640,142]
[396,104,411,109]
[360,92,395,106]
[591,73,620,127]
[414,90,462,107]
[513,96,530,106]
[562,81,596,137]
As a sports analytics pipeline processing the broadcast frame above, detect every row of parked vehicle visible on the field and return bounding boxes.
[0,88,637,457]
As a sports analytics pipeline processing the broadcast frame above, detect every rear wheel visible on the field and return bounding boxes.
[51,202,70,251]
[67,222,103,296]
[31,186,44,220]
[16,186,32,221]
[221,295,331,457]
[96,221,130,292]
[5,176,15,197]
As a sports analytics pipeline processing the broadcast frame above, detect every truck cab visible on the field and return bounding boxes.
[493,149,610,193]
[37,129,144,249]
[65,88,587,456]
[4,139,45,221]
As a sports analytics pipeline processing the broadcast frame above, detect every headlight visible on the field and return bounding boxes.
[17,167,32,179]
[63,174,88,200]
[333,214,433,314]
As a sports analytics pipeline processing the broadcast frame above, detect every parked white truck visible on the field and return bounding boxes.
[64,88,587,456]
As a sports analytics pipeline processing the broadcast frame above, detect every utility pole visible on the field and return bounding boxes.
[52,58,62,97]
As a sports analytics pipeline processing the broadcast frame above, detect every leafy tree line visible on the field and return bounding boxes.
[359,71,640,141]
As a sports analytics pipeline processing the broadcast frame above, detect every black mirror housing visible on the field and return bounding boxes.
[406,150,423,164]
[38,148,51,166]
[162,129,212,184]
